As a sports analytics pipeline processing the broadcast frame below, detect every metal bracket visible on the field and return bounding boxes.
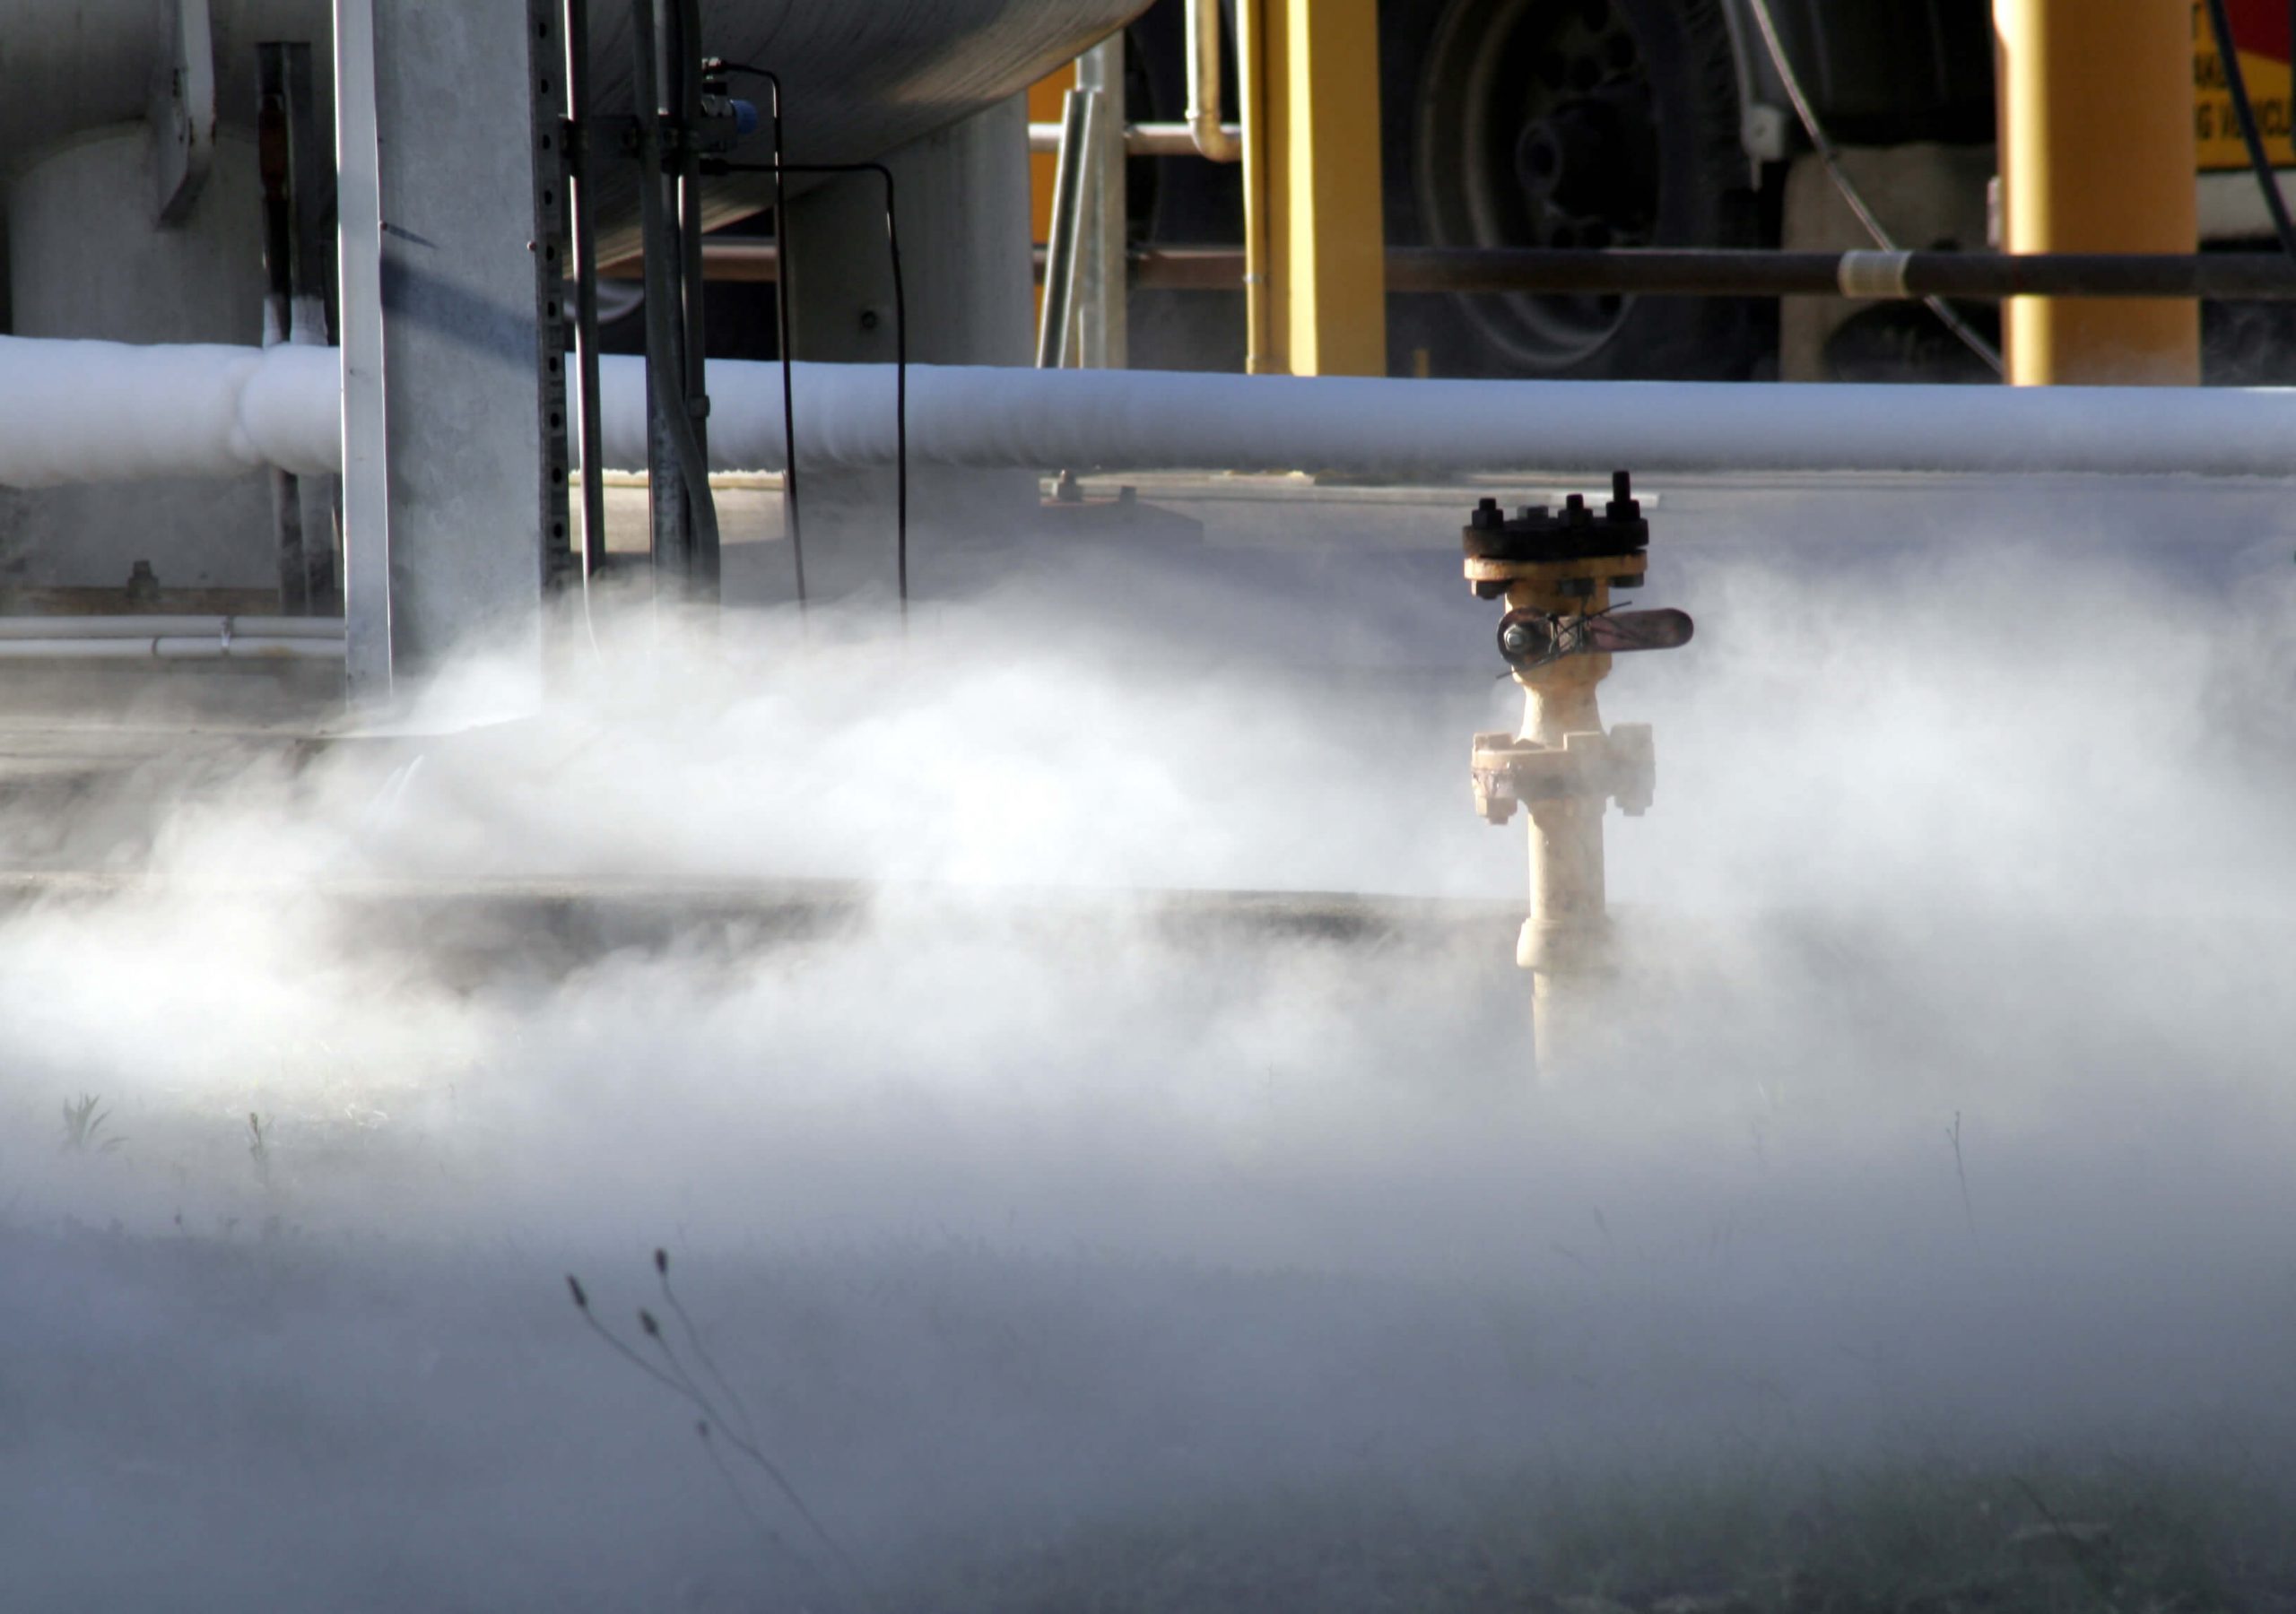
[152,0,216,226]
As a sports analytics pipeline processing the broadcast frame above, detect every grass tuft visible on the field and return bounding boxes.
[59,1093,124,1154]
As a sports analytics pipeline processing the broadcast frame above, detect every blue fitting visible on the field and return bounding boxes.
[730,98,760,139]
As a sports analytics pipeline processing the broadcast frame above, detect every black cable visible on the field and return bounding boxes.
[709,64,807,612]
[714,157,907,624]
[1743,0,2002,374]
[2205,0,2296,258]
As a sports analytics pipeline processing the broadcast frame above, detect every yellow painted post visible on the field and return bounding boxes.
[1239,0,1387,377]
[1994,0,2199,385]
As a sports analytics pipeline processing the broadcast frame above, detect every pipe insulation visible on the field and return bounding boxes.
[0,337,339,488]
[10,334,2296,484]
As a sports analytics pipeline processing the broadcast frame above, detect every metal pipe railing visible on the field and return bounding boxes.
[0,615,346,661]
[0,615,344,639]
[0,638,343,661]
[1026,120,1238,157]
[1024,0,1242,163]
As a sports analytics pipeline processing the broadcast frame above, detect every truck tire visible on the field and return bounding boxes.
[1384,0,1770,379]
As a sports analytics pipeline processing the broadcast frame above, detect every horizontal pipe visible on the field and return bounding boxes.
[612,243,2296,299]
[604,242,1203,287]
[1136,246,2296,299]
[673,361,2296,479]
[1381,247,2296,299]
[0,335,339,487]
[1027,120,1235,156]
[0,635,344,661]
[13,334,2296,486]
[0,614,344,640]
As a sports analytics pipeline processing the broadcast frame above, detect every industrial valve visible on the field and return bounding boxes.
[1463,471,1692,1069]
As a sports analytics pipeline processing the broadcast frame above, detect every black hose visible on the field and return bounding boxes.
[2204,0,2296,258]
[712,64,807,612]
[714,158,906,623]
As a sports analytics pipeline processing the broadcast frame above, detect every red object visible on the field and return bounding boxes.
[2225,0,2291,65]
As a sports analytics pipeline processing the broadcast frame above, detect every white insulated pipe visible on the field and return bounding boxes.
[686,362,2296,481]
[0,336,339,487]
[8,334,2296,485]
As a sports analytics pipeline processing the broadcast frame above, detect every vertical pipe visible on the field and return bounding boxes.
[1185,0,1241,161]
[333,0,391,704]
[760,74,805,610]
[1238,0,1274,374]
[262,41,335,613]
[1510,591,1614,1076]
[564,0,609,582]
[258,43,309,614]
[1036,87,1097,369]
[279,41,339,614]
[280,43,330,351]
[1523,797,1611,1072]
[633,0,690,589]
[1995,0,2198,384]
[673,0,717,599]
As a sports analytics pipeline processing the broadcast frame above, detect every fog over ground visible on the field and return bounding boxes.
[1,473,2292,1610]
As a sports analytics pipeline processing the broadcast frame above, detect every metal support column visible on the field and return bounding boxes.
[563,0,609,582]
[632,0,721,603]
[258,40,337,615]
[334,0,389,701]
[1239,0,1387,377]
[1074,35,1127,369]
[1995,0,2199,385]
[335,0,558,702]
[533,2,575,599]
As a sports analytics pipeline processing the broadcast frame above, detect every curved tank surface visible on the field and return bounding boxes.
[0,0,1140,253]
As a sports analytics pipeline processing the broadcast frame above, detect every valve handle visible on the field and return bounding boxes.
[1496,606,1693,668]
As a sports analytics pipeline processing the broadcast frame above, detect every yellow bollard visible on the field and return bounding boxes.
[1239,0,1387,376]
[1994,0,2200,384]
